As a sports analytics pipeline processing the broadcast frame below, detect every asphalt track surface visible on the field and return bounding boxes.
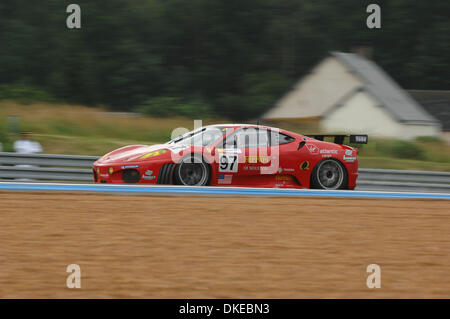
[1,182,450,199]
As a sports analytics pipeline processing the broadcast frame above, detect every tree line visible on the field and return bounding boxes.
[0,0,449,119]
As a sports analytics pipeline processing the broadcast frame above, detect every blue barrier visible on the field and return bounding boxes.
[0,182,449,199]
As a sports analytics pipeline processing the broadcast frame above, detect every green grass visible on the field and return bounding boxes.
[354,138,450,171]
[1,101,449,171]
[0,101,217,155]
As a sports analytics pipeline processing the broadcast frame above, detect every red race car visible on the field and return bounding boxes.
[93,124,367,190]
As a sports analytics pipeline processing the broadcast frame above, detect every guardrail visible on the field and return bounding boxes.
[0,152,449,193]
[357,169,450,193]
[0,152,97,181]
[0,152,98,168]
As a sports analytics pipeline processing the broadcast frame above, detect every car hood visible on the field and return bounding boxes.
[98,144,169,163]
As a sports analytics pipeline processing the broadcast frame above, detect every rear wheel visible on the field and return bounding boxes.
[311,159,347,190]
[174,154,210,186]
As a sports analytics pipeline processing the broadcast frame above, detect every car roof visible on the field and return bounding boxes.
[206,123,278,130]
[204,124,302,138]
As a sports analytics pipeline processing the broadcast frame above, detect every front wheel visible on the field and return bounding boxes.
[310,159,347,190]
[174,154,210,186]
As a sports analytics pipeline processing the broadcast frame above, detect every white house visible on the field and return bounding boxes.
[263,52,441,139]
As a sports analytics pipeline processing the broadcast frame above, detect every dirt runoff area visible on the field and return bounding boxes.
[0,191,449,298]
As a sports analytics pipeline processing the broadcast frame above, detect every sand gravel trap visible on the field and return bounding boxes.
[0,192,449,298]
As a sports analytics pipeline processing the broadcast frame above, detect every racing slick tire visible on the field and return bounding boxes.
[310,158,348,190]
[174,153,210,186]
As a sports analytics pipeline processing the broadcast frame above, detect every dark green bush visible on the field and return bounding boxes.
[415,136,444,144]
[377,140,425,160]
[0,122,13,152]
[0,124,6,145]
[0,84,56,104]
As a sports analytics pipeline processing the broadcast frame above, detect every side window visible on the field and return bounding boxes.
[236,129,258,148]
[269,131,295,146]
[279,133,295,144]
[232,128,270,148]
[257,129,269,147]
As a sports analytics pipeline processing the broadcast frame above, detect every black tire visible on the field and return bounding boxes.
[310,158,348,190]
[174,154,210,186]
[157,163,176,184]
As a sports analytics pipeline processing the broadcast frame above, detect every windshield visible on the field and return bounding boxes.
[168,126,231,146]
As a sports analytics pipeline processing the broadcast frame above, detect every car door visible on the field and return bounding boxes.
[213,128,266,176]
[231,128,275,176]
[268,130,298,175]
[214,129,245,176]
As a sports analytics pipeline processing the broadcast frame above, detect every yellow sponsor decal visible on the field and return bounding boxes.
[244,156,270,164]
[108,167,114,174]
[276,175,293,181]
[300,161,310,171]
[139,149,168,159]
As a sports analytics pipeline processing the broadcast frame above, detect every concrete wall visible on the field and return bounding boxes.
[263,57,361,120]
[322,91,440,139]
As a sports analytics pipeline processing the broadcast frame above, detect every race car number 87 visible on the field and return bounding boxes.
[219,154,238,172]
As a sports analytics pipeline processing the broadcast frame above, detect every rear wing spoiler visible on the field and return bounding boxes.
[306,134,368,145]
